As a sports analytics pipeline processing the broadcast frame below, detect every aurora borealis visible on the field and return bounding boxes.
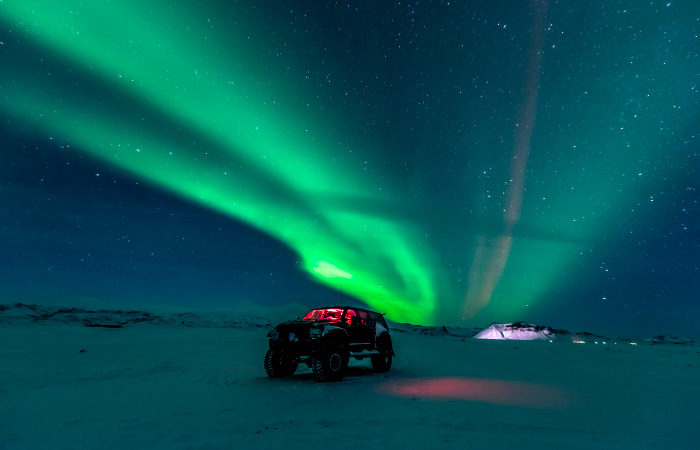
[1,1,699,336]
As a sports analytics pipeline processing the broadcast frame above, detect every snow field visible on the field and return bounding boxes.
[1,318,699,449]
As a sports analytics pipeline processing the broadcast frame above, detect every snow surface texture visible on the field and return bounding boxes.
[1,303,699,449]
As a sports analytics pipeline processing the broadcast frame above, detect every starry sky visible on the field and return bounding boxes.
[1,0,699,337]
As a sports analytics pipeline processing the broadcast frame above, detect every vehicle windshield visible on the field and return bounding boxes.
[302,308,344,322]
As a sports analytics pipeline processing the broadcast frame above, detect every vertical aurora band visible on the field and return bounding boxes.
[463,0,548,318]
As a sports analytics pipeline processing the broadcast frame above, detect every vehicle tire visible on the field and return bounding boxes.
[311,345,348,382]
[371,337,392,373]
[264,348,298,378]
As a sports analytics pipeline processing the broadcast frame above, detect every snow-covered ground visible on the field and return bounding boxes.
[1,303,698,449]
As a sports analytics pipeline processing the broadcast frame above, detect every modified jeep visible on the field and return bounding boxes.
[264,306,394,382]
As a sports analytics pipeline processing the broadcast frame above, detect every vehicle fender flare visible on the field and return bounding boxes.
[318,327,349,350]
[376,332,394,355]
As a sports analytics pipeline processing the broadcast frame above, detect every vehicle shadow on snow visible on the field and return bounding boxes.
[257,362,405,384]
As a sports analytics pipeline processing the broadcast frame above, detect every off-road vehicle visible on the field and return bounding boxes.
[264,306,394,382]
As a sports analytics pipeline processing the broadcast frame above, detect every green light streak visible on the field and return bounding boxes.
[0,0,435,325]
[312,262,353,280]
[3,0,354,194]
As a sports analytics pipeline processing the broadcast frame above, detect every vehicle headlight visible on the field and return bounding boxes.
[269,331,279,340]
[288,332,296,342]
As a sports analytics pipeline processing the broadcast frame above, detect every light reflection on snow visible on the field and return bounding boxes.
[376,377,572,409]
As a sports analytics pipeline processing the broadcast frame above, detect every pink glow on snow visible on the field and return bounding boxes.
[376,377,572,409]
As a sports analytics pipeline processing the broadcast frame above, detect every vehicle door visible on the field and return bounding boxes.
[344,309,374,351]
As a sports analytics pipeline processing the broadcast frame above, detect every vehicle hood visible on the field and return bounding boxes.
[271,320,342,341]
[273,320,315,335]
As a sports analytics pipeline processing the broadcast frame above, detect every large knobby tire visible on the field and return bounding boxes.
[371,337,392,373]
[264,348,298,378]
[311,346,348,382]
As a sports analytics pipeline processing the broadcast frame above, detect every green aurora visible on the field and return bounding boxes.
[1,0,698,329]
[1,0,438,324]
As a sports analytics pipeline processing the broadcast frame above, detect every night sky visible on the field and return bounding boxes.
[1,0,699,337]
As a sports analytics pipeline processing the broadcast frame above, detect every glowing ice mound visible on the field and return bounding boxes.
[475,322,556,341]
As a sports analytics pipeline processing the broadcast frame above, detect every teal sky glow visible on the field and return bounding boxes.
[1,0,698,334]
